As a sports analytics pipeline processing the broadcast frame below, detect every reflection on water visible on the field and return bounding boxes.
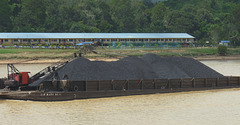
[0,60,240,125]
[1,89,240,125]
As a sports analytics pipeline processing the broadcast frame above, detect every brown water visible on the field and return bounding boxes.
[0,60,240,125]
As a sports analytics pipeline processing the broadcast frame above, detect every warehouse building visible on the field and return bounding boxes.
[0,33,195,45]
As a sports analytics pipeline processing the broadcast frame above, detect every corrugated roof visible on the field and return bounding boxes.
[221,41,230,43]
[0,33,195,39]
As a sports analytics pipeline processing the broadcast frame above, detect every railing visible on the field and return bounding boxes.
[84,77,240,91]
[42,76,240,92]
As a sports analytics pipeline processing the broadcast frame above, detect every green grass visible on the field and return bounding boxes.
[0,49,79,59]
[187,48,218,55]
[0,49,21,54]
[0,47,240,60]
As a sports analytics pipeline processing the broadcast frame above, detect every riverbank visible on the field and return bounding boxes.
[0,55,240,64]
[0,47,240,64]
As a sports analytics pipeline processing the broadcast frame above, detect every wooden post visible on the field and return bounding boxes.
[127,80,129,90]
[238,77,240,86]
[205,78,207,87]
[227,77,230,86]
[141,80,143,90]
[192,78,195,88]
[98,80,100,91]
[168,79,171,89]
[216,78,219,87]
[111,80,114,90]
[154,79,156,89]
[180,79,183,88]
[212,79,214,87]
[85,81,88,91]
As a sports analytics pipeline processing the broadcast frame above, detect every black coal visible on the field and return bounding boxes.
[30,53,224,86]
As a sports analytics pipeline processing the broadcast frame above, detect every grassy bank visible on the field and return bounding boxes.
[0,47,240,60]
[0,49,79,60]
[89,47,240,58]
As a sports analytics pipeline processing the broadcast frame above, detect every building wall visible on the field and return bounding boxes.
[0,38,195,45]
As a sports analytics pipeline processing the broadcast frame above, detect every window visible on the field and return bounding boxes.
[161,39,164,41]
[169,39,172,41]
[95,39,100,42]
[14,39,18,42]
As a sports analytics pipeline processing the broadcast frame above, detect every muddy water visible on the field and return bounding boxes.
[201,60,240,76]
[0,60,240,125]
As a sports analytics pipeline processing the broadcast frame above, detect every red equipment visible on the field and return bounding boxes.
[8,72,31,85]
[4,64,32,88]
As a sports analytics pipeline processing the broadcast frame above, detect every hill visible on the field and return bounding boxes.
[1,0,240,46]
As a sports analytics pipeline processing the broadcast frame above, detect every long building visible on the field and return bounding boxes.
[0,33,195,45]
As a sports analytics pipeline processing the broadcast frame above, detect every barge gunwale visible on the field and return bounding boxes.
[1,86,240,101]
[0,76,240,101]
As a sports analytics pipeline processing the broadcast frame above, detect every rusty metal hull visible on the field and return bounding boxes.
[0,86,240,101]
[0,77,240,101]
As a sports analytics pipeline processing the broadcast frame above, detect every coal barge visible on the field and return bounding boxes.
[1,77,240,101]
[0,53,239,101]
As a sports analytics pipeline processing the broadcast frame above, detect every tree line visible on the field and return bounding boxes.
[0,0,240,45]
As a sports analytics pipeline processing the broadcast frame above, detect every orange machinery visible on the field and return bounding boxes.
[4,64,32,88]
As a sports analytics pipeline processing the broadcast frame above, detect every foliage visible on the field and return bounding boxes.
[217,45,228,55]
[1,0,240,46]
[0,0,12,31]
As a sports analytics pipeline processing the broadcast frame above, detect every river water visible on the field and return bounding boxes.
[0,60,240,125]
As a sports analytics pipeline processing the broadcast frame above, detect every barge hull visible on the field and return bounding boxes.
[1,86,240,101]
[0,76,240,101]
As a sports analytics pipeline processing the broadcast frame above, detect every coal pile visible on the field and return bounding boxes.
[30,53,224,86]
[141,53,223,78]
[50,56,158,81]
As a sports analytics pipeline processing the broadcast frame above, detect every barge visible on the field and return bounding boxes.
[1,77,240,101]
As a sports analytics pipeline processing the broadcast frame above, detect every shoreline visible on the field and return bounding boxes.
[0,55,239,64]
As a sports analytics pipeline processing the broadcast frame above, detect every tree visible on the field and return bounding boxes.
[217,45,227,55]
[13,0,46,32]
[132,1,151,32]
[164,10,196,33]
[150,3,166,32]
[69,21,100,33]
[97,20,113,33]
[110,0,136,32]
[0,0,12,31]
[232,5,240,28]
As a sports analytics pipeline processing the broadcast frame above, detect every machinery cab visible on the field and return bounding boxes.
[4,64,32,88]
[8,72,31,85]
[6,72,31,87]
